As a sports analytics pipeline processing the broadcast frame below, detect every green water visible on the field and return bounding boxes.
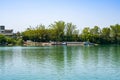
[0,45,120,80]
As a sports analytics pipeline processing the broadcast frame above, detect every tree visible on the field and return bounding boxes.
[100,27,111,44]
[66,23,77,41]
[49,21,66,41]
[22,24,49,42]
[110,24,120,44]
[72,29,79,41]
[0,34,6,45]
[90,26,101,43]
[35,24,47,42]
[81,27,91,41]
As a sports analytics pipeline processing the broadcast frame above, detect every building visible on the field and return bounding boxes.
[0,25,13,36]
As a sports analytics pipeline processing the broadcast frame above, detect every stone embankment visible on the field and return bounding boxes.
[24,40,98,46]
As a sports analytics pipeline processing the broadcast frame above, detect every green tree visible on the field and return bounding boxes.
[72,30,79,41]
[22,27,35,41]
[0,34,6,45]
[100,27,111,44]
[110,24,120,44]
[22,24,49,42]
[81,27,91,41]
[49,21,66,41]
[66,23,77,41]
[90,26,101,43]
[35,24,46,42]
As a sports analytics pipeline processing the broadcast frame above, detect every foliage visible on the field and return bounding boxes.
[110,24,120,44]
[0,34,6,45]
[17,21,120,44]
[0,33,24,46]
[6,37,16,45]
[100,27,111,44]
[66,23,79,41]
[1,22,120,45]
[49,21,66,41]
[16,38,24,45]
[22,21,80,42]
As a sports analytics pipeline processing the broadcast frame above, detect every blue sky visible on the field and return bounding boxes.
[0,0,120,32]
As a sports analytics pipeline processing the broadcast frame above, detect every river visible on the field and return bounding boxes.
[0,45,120,80]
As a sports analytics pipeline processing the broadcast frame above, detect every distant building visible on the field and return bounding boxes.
[0,25,13,36]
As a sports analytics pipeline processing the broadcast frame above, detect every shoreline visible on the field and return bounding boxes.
[23,41,98,46]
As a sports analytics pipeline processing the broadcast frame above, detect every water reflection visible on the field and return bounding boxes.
[0,45,120,80]
[0,47,13,74]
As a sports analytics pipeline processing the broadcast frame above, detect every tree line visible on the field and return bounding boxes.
[0,21,120,45]
[22,21,120,44]
[22,21,79,42]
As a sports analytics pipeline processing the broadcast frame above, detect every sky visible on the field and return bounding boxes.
[0,0,120,32]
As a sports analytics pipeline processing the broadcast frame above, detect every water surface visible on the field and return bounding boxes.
[0,45,120,80]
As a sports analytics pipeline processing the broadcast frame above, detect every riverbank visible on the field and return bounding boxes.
[23,41,98,46]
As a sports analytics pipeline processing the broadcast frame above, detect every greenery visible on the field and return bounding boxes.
[22,21,79,42]
[22,21,120,44]
[0,34,23,46]
[80,24,120,44]
[0,21,120,45]
[0,34,6,45]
